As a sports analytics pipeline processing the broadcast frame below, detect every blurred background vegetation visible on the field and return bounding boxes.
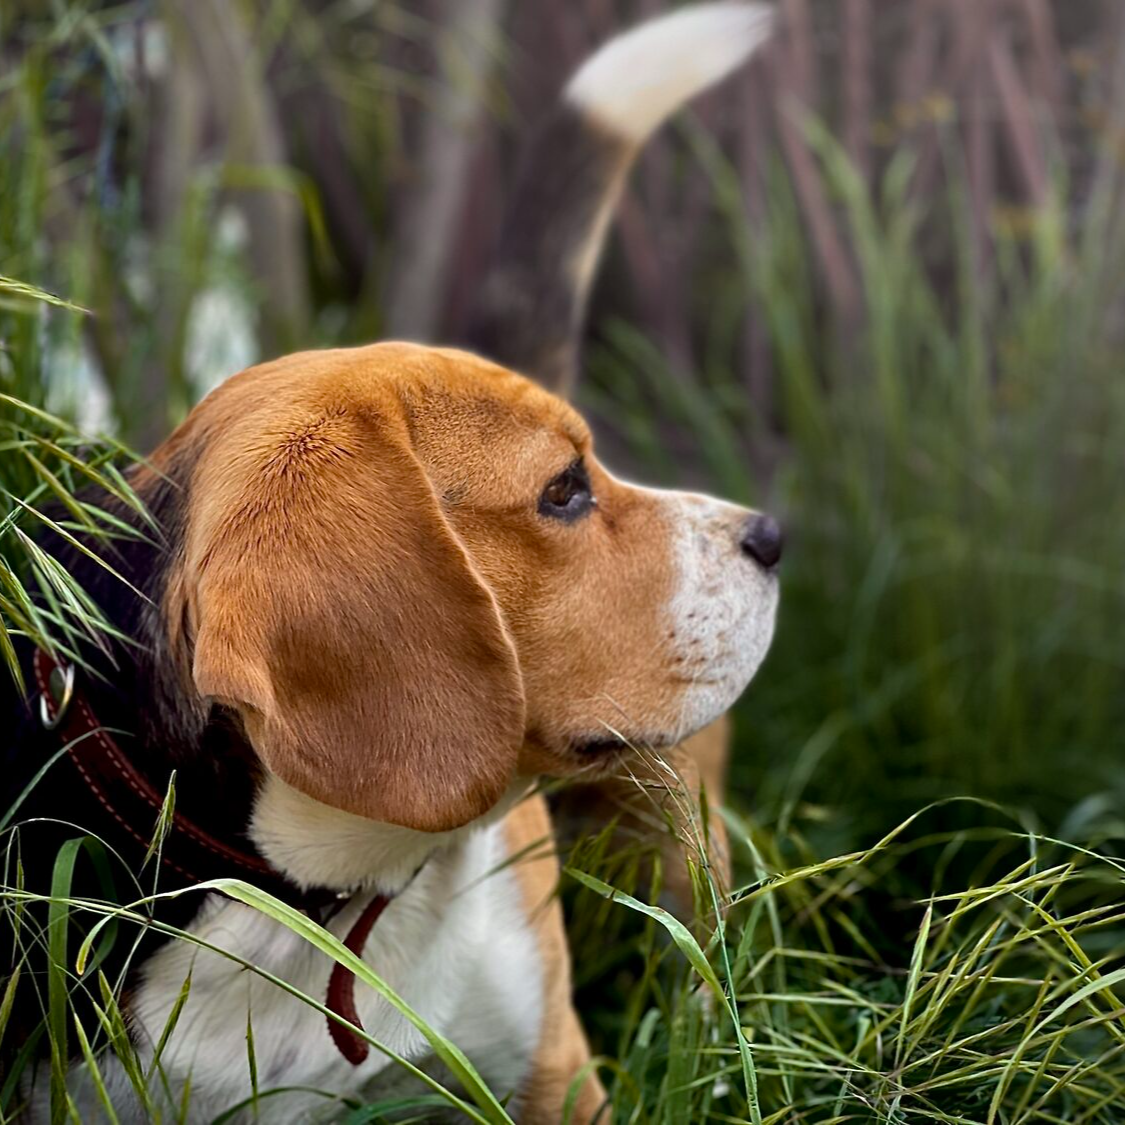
[4,0,1122,842]
[3,1,1125,1117]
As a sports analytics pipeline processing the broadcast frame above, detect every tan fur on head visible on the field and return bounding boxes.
[179,346,525,832]
[165,342,777,834]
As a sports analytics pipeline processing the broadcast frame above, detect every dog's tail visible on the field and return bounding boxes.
[463,2,774,394]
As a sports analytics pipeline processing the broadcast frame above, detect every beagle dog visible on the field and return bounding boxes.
[3,5,777,1122]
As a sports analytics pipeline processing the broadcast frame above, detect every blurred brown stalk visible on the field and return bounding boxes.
[3,0,1123,447]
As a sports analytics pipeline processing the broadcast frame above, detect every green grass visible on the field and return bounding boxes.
[570,802,1125,1123]
[6,796,1125,1122]
[4,2,1125,1121]
[0,286,147,693]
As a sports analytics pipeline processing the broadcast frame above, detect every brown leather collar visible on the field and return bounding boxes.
[33,648,390,1066]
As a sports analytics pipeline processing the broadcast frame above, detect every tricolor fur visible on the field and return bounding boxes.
[2,6,776,1122]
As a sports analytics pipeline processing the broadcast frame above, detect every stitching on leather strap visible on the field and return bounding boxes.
[33,649,274,885]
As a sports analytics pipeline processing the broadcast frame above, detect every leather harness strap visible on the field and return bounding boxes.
[33,648,293,895]
[33,648,390,1066]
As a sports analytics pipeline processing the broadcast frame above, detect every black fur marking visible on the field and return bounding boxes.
[1,451,263,1066]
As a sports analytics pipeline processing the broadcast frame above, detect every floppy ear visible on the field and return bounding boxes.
[186,405,525,833]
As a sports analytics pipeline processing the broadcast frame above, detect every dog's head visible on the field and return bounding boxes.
[160,343,778,832]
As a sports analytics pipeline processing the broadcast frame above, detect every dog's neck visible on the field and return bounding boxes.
[249,774,536,895]
[250,776,459,893]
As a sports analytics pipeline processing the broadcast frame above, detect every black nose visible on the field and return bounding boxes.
[740,513,783,570]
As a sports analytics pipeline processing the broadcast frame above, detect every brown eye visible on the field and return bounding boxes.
[539,461,595,523]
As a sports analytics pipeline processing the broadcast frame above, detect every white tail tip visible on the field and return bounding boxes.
[564,2,774,142]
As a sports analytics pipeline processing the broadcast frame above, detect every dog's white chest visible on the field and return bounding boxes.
[55,824,542,1122]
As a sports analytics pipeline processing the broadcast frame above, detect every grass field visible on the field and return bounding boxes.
[4,3,1125,1121]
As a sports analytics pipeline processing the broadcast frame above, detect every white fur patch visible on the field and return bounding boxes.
[37,812,543,1123]
[250,776,465,893]
[652,489,779,738]
[565,2,774,142]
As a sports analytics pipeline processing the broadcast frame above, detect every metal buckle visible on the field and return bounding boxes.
[39,661,76,731]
